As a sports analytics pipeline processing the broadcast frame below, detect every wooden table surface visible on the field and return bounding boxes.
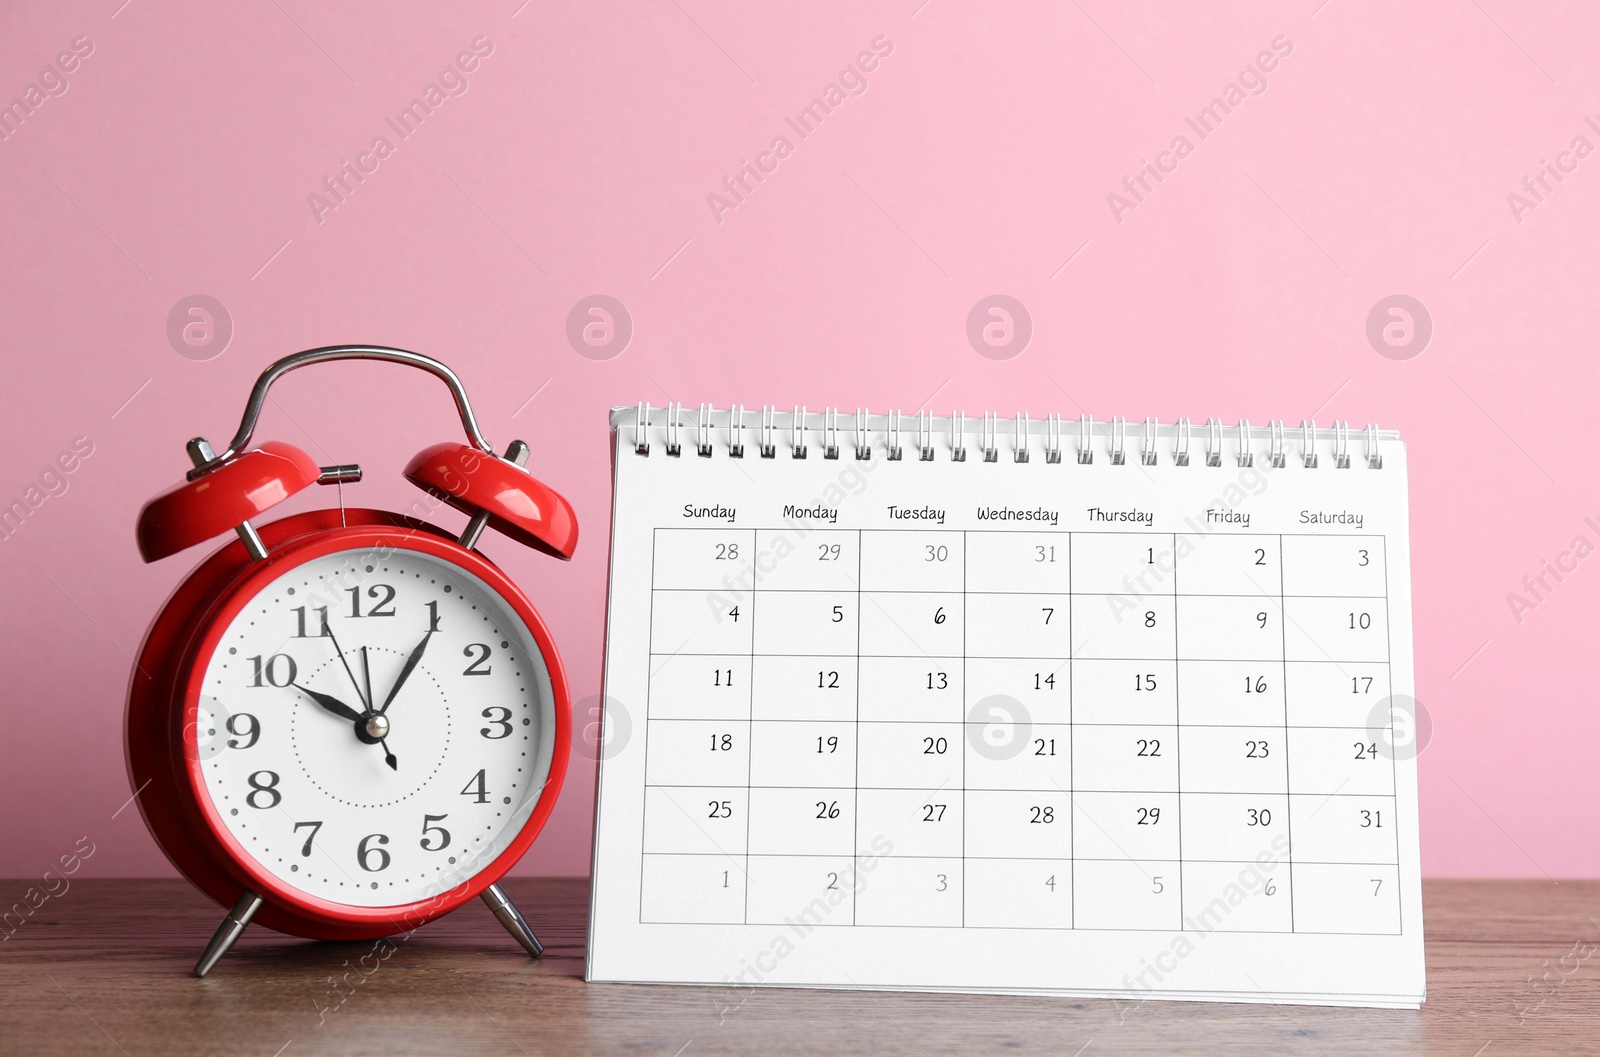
[1,878,1596,1056]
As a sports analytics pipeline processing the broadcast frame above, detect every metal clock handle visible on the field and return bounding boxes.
[187,345,499,480]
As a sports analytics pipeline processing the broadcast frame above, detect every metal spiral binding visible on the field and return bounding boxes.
[623,407,1391,469]
[822,408,840,460]
[728,403,746,458]
[1205,418,1223,467]
[634,401,651,455]
[664,403,682,457]
[1140,417,1159,466]
[697,404,715,457]
[759,406,777,459]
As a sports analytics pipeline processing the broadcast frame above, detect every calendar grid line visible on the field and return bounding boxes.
[639,527,657,929]
[852,530,863,926]
[631,919,1404,938]
[742,558,757,926]
[960,529,967,928]
[641,525,1388,540]
[1278,533,1297,932]
[645,587,1391,601]
[1383,534,1402,937]
[641,850,1399,867]
[641,783,1400,800]
[1171,531,1186,925]
[652,652,1394,664]
[1067,530,1076,930]
[642,719,1410,733]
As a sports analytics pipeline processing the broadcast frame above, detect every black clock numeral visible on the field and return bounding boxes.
[479,706,512,739]
[426,600,442,632]
[463,643,492,676]
[247,654,296,688]
[420,814,451,851]
[357,833,391,872]
[291,605,329,638]
[246,770,281,809]
[460,769,490,803]
[347,584,397,618]
[293,820,322,857]
[225,713,259,750]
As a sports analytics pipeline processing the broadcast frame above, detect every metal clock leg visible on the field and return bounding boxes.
[194,890,264,977]
[481,883,544,958]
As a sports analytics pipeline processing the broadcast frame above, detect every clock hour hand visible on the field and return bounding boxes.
[291,682,364,724]
[378,629,432,714]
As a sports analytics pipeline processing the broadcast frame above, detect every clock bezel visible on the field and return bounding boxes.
[127,508,571,939]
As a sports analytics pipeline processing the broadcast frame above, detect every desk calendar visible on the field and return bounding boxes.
[587,407,1424,1008]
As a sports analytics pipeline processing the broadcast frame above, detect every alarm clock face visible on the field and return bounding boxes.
[191,546,557,908]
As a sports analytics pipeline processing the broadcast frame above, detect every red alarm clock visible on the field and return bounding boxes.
[126,347,577,976]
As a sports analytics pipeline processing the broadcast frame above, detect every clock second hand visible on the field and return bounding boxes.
[325,624,371,711]
[361,646,398,772]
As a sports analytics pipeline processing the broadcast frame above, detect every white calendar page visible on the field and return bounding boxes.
[587,410,1424,1008]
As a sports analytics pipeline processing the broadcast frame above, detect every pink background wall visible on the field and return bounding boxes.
[1,0,1596,880]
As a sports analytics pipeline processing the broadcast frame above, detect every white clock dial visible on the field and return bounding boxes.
[194,547,557,907]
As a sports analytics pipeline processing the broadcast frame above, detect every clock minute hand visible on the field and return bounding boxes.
[292,682,364,724]
[379,629,432,714]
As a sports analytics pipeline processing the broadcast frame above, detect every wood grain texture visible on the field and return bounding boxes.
[0,878,1596,1056]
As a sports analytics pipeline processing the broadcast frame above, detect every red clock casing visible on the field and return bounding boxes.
[126,507,572,941]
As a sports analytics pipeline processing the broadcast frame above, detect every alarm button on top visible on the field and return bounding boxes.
[404,442,577,560]
[136,441,320,563]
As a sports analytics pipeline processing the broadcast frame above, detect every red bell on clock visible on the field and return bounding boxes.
[126,347,576,976]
